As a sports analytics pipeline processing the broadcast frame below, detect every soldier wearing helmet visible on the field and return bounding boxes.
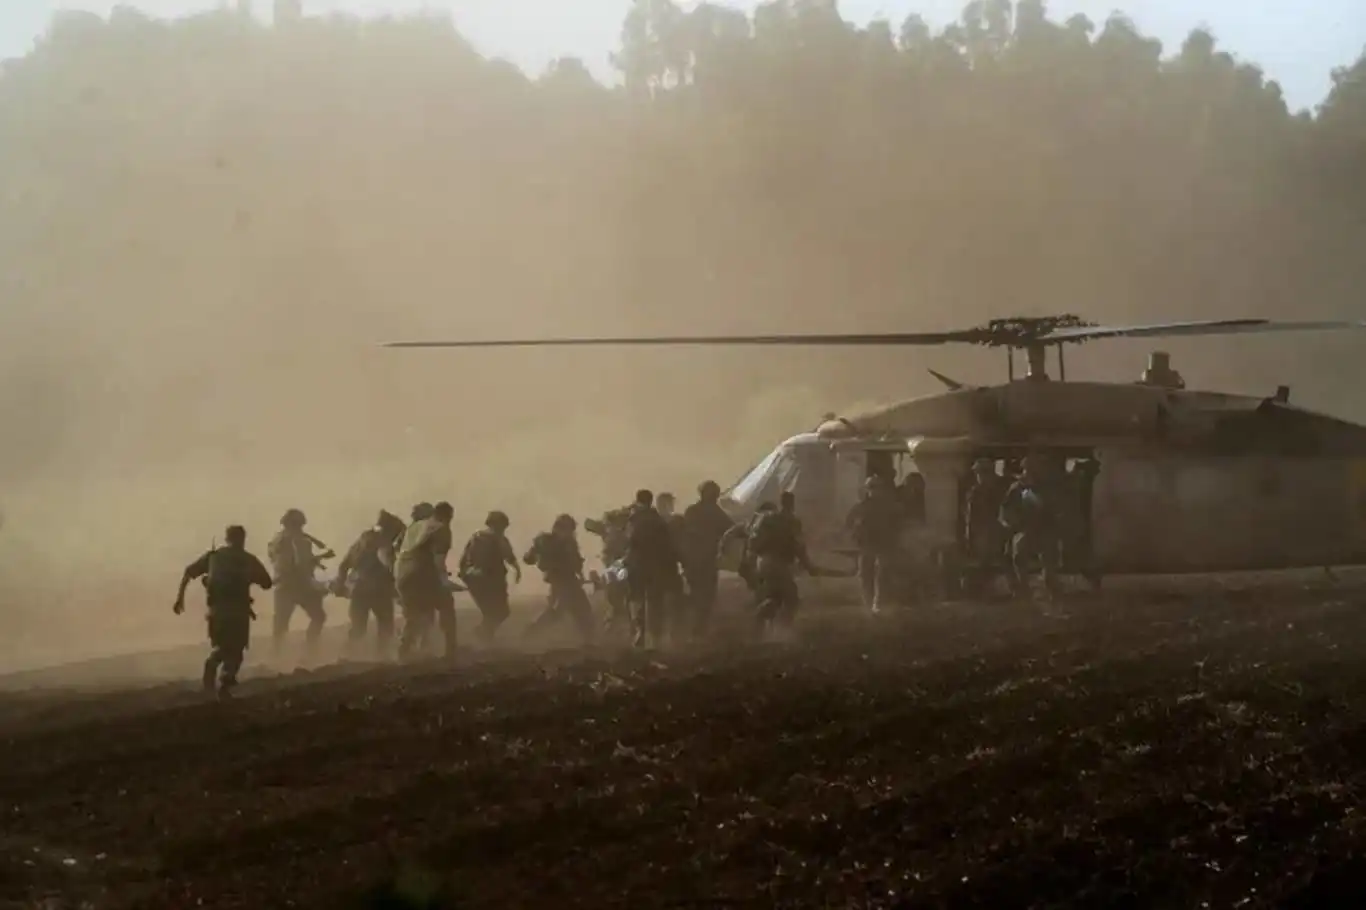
[748,491,815,634]
[334,509,406,656]
[844,474,904,615]
[411,502,434,523]
[174,524,273,699]
[457,509,522,644]
[395,500,458,659]
[523,513,594,643]
[266,508,331,658]
[998,452,1062,597]
[679,479,737,637]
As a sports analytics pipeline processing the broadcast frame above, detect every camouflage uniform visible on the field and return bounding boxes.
[845,476,904,614]
[523,515,595,643]
[335,510,404,655]
[681,481,737,637]
[267,509,327,655]
[175,525,272,698]
[624,491,682,649]
[395,503,457,659]
[458,512,521,644]
[656,493,690,643]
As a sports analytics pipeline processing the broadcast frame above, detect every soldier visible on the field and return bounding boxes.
[395,500,458,660]
[681,480,737,637]
[1062,459,1103,590]
[334,509,405,656]
[655,492,690,641]
[748,491,815,633]
[845,474,904,615]
[999,454,1062,597]
[584,505,631,635]
[964,458,1009,593]
[624,489,681,649]
[267,508,330,657]
[457,511,522,643]
[522,514,595,643]
[721,501,775,594]
[173,524,272,699]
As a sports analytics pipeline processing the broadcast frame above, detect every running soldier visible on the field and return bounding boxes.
[174,524,272,699]
[681,480,737,638]
[624,489,682,649]
[522,514,595,643]
[458,511,522,644]
[334,510,405,656]
[585,505,632,635]
[395,500,458,660]
[748,491,815,633]
[267,508,331,658]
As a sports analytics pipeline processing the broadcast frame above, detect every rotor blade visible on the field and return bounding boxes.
[1042,319,1366,342]
[381,330,986,348]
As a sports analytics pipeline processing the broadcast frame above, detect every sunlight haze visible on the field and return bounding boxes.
[5,1,1363,108]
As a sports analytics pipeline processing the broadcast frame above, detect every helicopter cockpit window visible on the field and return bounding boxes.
[726,445,800,511]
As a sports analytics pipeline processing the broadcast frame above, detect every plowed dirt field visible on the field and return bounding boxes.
[4,577,1366,909]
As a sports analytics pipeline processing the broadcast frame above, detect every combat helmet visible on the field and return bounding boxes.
[698,480,721,500]
[411,502,434,521]
[485,510,510,530]
[281,508,306,528]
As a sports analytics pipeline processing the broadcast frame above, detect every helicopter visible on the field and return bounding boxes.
[383,315,1366,585]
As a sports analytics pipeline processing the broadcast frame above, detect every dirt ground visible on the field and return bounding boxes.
[4,576,1366,909]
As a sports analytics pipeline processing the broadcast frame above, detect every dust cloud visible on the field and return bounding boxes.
[1,6,1362,671]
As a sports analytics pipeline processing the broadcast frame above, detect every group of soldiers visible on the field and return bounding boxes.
[843,452,1100,610]
[173,481,818,699]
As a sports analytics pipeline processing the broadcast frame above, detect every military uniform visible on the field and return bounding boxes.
[748,500,813,631]
[267,511,327,655]
[846,478,904,614]
[681,482,737,637]
[624,496,681,649]
[523,516,595,643]
[395,509,457,659]
[964,461,1009,590]
[458,512,520,643]
[999,460,1061,596]
[175,533,272,697]
[335,511,404,655]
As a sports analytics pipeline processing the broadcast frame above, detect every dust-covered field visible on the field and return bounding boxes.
[4,577,1366,909]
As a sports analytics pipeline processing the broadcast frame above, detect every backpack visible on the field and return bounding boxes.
[205,547,252,605]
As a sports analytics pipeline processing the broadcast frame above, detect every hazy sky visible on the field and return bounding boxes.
[3,1,1363,109]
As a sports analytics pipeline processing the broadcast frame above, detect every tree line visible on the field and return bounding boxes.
[1,0,1364,465]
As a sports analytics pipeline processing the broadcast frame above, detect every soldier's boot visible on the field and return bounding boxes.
[218,651,243,699]
[202,654,221,693]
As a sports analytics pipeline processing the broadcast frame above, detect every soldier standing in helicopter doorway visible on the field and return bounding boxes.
[845,475,904,615]
[1062,458,1102,590]
[174,524,272,699]
[963,458,1009,594]
[458,510,522,644]
[999,454,1062,597]
[267,508,329,657]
